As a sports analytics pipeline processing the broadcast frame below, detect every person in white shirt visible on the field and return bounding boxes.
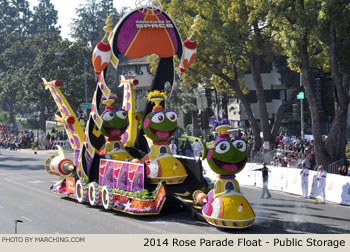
[192,139,202,158]
[301,154,311,169]
[169,139,177,155]
[317,165,327,203]
[300,163,309,198]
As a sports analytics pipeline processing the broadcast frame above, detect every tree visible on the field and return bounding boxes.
[317,0,350,162]
[269,0,350,166]
[19,34,97,131]
[0,34,32,126]
[30,0,60,34]
[165,80,202,136]
[70,0,128,48]
[163,0,303,154]
[0,0,32,126]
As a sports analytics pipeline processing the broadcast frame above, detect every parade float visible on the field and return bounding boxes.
[42,1,255,228]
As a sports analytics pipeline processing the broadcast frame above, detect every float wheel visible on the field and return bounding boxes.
[76,179,88,203]
[102,186,113,210]
[88,182,100,206]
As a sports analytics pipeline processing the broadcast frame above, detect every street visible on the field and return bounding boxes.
[0,149,349,234]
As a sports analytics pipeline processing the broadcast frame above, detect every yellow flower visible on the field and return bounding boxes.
[147,90,167,102]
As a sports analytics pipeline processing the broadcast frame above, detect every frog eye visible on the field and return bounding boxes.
[102,111,115,121]
[232,140,246,152]
[151,112,165,123]
[165,111,177,122]
[116,110,127,120]
[215,141,230,154]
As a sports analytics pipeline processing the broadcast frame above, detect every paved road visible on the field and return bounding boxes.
[0,149,349,234]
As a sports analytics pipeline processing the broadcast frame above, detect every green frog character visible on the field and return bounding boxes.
[99,97,134,161]
[193,117,255,229]
[142,90,187,184]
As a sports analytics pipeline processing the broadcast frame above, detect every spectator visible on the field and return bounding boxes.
[347,167,350,176]
[45,132,51,150]
[192,139,202,158]
[300,163,309,198]
[184,138,192,157]
[317,165,327,204]
[301,154,311,169]
[178,142,185,156]
[169,139,177,155]
[338,166,347,176]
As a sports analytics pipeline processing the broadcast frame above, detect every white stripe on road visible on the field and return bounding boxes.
[29,181,42,184]
[21,216,33,222]
[3,178,53,198]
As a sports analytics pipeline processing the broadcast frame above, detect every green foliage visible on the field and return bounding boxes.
[16,117,40,129]
[0,0,61,129]
[111,183,162,200]
[0,111,9,124]
[269,0,324,72]
[317,0,350,74]
[165,81,199,115]
[163,0,280,89]
[30,0,60,34]
[0,0,32,36]
[70,0,130,49]
[178,135,201,145]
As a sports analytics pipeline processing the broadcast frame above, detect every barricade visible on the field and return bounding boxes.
[203,161,350,206]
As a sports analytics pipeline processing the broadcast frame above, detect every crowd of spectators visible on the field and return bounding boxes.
[44,130,68,150]
[0,126,35,150]
[338,165,350,176]
[270,133,316,170]
[0,125,69,151]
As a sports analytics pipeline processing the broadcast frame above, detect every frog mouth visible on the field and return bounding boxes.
[103,126,127,137]
[150,127,175,139]
[212,157,247,172]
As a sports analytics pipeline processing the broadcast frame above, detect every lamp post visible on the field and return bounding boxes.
[14,220,23,234]
[300,73,304,140]
[83,57,88,103]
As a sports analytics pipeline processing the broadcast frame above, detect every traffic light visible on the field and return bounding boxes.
[197,113,202,129]
[205,89,212,108]
[202,109,209,129]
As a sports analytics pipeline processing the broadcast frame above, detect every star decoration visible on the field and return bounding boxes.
[123,201,132,210]
[144,206,152,211]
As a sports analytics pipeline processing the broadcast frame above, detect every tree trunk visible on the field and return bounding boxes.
[299,44,330,166]
[216,70,262,155]
[221,93,228,118]
[324,23,349,161]
[250,55,273,146]
[271,86,304,141]
[9,96,15,128]
[39,101,47,132]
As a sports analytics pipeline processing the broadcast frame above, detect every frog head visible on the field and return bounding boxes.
[200,117,247,175]
[143,91,177,142]
[100,98,129,139]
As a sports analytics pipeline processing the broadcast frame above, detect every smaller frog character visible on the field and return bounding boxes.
[193,117,255,229]
[99,96,134,161]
